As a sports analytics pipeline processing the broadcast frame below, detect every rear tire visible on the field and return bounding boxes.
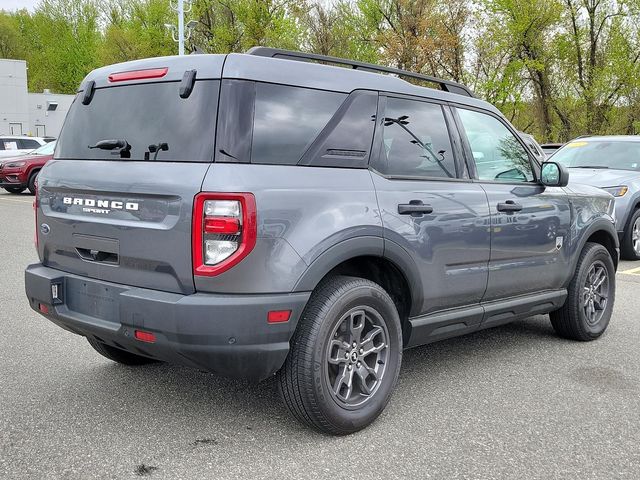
[3,186,25,194]
[621,209,640,260]
[86,337,158,366]
[27,171,39,195]
[278,276,402,435]
[550,242,615,341]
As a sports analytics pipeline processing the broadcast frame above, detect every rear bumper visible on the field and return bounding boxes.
[25,263,310,381]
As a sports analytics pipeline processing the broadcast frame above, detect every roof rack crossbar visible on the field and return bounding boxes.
[246,47,474,98]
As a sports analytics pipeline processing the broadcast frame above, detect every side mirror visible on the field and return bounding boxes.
[541,161,569,187]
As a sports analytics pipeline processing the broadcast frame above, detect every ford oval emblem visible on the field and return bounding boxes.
[40,223,50,235]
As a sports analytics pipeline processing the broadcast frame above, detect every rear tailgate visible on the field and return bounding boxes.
[38,161,208,294]
[36,55,225,294]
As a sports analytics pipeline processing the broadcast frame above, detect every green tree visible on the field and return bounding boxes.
[299,1,379,62]
[190,0,304,54]
[477,0,561,140]
[99,0,175,63]
[20,0,102,93]
[0,10,25,58]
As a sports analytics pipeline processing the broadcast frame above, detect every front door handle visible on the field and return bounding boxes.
[497,200,523,213]
[398,202,434,215]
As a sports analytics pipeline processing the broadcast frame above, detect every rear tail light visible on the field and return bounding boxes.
[192,193,257,276]
[33,179,39,251]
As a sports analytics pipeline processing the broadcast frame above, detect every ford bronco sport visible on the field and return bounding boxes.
[25,48,619,435]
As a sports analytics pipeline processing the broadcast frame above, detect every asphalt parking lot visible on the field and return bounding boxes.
[1,190,639,480]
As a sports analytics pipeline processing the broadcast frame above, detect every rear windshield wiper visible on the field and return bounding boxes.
[88,139,131,159]
[145,142,169,161]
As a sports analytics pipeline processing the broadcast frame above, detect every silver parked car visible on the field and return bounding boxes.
[553,136,640,259]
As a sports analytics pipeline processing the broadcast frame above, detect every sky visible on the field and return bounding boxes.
[1,0,39,11]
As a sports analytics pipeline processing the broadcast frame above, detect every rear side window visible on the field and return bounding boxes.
[251,83,346,165]
[20,139,41,149]
[56,80,219,162]
[374,97,457,178]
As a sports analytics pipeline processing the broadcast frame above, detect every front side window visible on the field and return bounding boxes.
[457,109,534,182]
[376,97,456,178]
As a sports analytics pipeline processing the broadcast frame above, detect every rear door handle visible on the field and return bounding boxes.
[398,202,433,215]
[497,200,523,213]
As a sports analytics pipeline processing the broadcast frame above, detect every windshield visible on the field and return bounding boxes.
[31,141,56,156]
[553,140,640,171]
[56,80,219,162]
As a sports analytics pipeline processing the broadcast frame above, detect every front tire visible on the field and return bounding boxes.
[621,209,640,260]
[278,276,402,435]
[3,186,25,194]
[86,337,159,366]
[27,171,39,195]
[550,242,615,341]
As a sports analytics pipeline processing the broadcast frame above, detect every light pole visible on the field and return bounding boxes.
[167,0,195,55]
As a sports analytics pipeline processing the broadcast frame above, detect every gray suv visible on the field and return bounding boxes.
[551,136,640,260]
[25,48,619,435]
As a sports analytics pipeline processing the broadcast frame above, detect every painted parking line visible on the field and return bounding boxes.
[620,265,640,275]
[0,196,32,205]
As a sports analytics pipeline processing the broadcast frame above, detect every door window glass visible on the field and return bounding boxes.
[376,98,456,178]
[458,109,534,182]
[20,139,41,149]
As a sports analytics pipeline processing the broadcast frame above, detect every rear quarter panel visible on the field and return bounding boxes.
[197,164,382,294]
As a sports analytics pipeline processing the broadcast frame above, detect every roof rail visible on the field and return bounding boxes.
[246,47,474,98]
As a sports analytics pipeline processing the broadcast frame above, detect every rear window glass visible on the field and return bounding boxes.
[251,83,346,165]
[56,80,219,162]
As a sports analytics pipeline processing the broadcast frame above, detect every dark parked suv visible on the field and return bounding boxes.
[25,48,619,434]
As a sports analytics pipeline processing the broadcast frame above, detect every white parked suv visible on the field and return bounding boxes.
[0,136,48,159]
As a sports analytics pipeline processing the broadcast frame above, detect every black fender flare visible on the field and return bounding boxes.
[293,236,383,292]
[293,236,424,316]
[566,218,619,286]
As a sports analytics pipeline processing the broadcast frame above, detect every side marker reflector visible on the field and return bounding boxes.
[267,310,291,323]
[38,303,49,314]
[134,330,156,343]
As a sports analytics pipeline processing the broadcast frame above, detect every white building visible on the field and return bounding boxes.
[0,58,75,138]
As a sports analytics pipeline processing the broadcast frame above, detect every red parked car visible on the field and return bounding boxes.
[0,141,55,195]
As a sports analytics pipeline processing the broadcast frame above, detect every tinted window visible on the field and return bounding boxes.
[20,139,41,149]
[552,140,640,171]
[56,80,219,162]
[457,109,533,182]
[376,98,456,178]
[251,83,346,165]
[301,91,377,168]
[215,80,255,163]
